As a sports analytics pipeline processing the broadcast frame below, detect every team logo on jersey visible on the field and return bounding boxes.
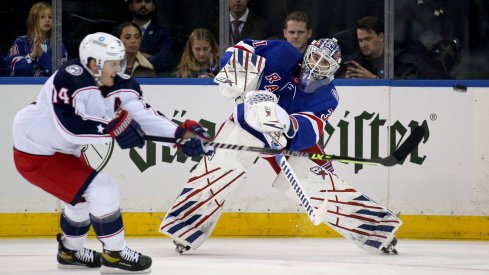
[264,85,279,92]
[65,65,83,76]
[265,72,281,84]
[8,44,19,56]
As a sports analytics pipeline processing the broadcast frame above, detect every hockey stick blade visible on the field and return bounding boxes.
[378,126,426,166]
[145,126,425,167]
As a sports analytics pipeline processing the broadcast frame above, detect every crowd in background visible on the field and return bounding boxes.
[0,0,487,79]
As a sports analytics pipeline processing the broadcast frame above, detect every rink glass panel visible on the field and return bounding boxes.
[0,0,487,79]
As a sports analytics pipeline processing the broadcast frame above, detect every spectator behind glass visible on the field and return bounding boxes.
[229,0,271,44]
[340,16,448,80]
[345,16,384,79]
[116,22,156,77]
[8,2,67,77]
[175,28,219,78]
[283,11,312,54]
[128,0,178,75]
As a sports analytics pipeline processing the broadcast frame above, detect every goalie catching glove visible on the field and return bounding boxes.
[107,109,145,149]
[214,48,266,102]
[243,90,298,148]
[174,120,215,157]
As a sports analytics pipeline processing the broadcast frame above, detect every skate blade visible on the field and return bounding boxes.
[99,266,152,274]
[380,248,399,255]
[173,240,191,254]
[57,263,94,269]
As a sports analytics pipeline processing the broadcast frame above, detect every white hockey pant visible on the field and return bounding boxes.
[61,172,125,251]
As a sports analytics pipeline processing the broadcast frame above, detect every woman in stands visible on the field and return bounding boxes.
[175,28,219,78]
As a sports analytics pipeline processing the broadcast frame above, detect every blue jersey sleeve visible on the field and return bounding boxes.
[8,36,68,77]
[251,40,302,94]
[8,36,35,76]
[281,83,339,151]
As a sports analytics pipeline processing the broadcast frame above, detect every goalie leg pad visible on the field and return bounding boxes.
[322,175,402,254]
[271,143,334,196]
[272,156,401,254]
[159,120,264,250]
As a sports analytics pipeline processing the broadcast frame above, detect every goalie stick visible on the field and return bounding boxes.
[145,126,425,167]
[273,145,328,225]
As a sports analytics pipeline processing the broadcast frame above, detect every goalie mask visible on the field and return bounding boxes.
[79,32,127,85]
[300,38,341,92]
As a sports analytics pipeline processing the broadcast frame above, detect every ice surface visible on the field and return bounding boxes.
[0,237,488,274]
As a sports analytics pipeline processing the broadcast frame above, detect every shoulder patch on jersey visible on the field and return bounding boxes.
[65,65,83,76]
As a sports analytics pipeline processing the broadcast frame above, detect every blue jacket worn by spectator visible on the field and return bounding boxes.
[140,21,178,74]
[8,36,67,77]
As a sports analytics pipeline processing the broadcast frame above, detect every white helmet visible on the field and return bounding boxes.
[79,32,126,81]
[300,38,342,89]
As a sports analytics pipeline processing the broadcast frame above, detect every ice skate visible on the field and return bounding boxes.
[56,233,101,269]
[380,237,399,255]
[100,245,152,274]
[173,240,190,254]
[380,213,401,255]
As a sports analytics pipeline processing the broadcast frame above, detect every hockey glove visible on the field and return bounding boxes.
[174,120,214,157]
[214,48,266,102]
[107,109,145,149]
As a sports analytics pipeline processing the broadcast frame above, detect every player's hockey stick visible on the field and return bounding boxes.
[145,126,425,167]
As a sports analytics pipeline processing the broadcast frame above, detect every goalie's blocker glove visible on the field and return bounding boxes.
[107,109,145,149]
[174,120,215,157]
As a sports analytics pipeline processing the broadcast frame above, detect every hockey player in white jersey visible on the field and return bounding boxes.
[12,32,214,274]
[160,38,400,255]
